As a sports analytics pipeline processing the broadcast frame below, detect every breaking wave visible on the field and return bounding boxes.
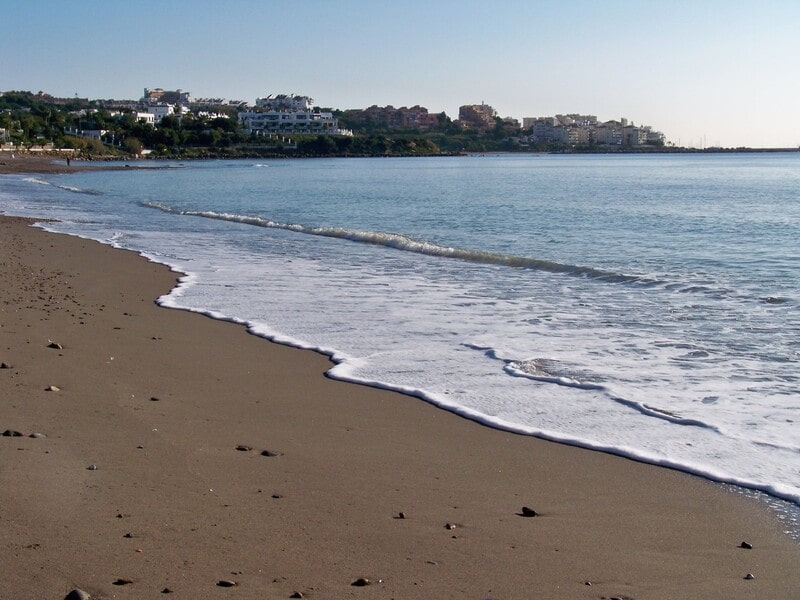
[140,201,650,283]
[23,177,104,196]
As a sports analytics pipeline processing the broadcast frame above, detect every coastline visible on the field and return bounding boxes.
[2,176,800,598]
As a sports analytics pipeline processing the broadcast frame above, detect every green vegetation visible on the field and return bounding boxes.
[2,90,676,160]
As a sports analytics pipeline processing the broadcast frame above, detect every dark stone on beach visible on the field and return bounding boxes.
[261,449,281,457]
[217,579,238,587]
[86,464,97,470]
[113,578,133,585]
[0,362,11,369]
[397,511,406,519]
[29,432,46,438]
[272,494,283,499]
[64,590,91,600]
[744,573,755,580]
[351,578,371,587]
[161,588,173,594]
[444,522,457,530]
[520,506,538,517]
[2,429,23,437]
[290,592,304,598]
[47,341,63,349]
[150,396,160,401]
[123,532,134,538]
[740,541,753,549]
[236,444,252,452]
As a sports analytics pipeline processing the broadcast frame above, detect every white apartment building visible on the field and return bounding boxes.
[147,105,174,122]
[255,94,314,111]
[239,109,348,136]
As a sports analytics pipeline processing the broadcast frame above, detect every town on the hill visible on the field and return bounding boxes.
[0,87,671,158]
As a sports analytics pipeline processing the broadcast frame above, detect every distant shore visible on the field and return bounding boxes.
[2,162,800,598]
[2,144,797,174]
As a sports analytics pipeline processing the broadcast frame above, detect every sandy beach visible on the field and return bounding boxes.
[1,160,799,598]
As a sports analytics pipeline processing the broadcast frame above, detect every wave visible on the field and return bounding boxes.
[504,359,722,431]
[23,177,104,196]
[140,201,653,284]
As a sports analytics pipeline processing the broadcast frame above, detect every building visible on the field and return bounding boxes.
[255,94,313,111]
[342,105,441,130]
[239,93,350,136]
[146,105,175,123]
[143,88,192,105]
[524,114,664,147]
[457,103,497,131]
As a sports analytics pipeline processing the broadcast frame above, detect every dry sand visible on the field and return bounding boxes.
[1,166,799,599]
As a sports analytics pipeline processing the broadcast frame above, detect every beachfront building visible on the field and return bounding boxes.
[524,114,664,147]
[341,105,442,130]
[457,103,497,131]
[239,93,351,136]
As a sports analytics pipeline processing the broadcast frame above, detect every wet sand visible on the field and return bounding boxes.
[1,174,799,598]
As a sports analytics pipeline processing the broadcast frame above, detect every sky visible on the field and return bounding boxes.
[2,0,799,148]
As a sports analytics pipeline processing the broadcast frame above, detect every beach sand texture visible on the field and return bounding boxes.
[1,162,799,598]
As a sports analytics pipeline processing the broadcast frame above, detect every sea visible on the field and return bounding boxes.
[2,152,799,522]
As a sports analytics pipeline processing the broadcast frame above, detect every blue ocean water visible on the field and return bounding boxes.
[2,153,799,508]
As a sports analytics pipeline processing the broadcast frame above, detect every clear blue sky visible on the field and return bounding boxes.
[2,0,798,148]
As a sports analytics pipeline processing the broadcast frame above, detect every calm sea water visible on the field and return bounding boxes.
[2,153,799,509]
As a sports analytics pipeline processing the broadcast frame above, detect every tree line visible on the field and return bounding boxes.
[1,90,580,158]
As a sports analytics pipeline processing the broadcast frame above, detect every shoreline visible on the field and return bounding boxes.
[2,182,800,597]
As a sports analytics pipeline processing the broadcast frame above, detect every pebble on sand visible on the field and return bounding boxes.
[112,578,134,585]
[261,449,282,457]
[740,541,753,549]
[0,362,12,369]
[744,573,755,580]
[64,590,91,600]
[86,464,98,470]
[217,579,238,587]
[351,577,371,586]
[45,384,61,392]
[236,444,252,452]
[520,506,538,517]
[2,429,23,437]
[47,340,63,349]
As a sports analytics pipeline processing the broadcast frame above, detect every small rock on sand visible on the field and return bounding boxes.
[520,506,538,517]
[2,429,23,437]
[0,362,12,369]
[236,445,252,452]
[64,590,91,600]
[261,449,281,457]
[744,573,755,580]
[29,432,46,438]
[740,541,753,549]
[217,579,238,587]
[86,464,98,470]
[351,578,371,586]
[47,341,63,349]
[45,385,61,392]
[113,578,133,585]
